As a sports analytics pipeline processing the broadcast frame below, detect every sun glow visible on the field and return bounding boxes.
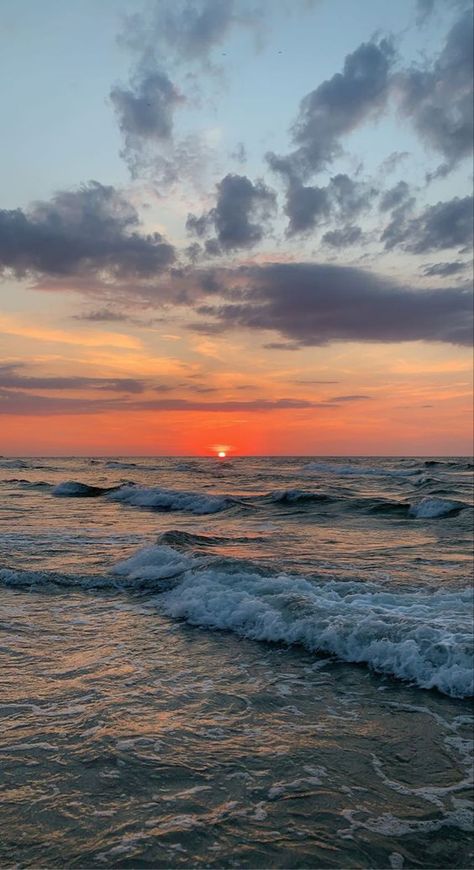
[218,451,226,458]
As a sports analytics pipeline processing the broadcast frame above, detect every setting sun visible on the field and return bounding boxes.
[218,451,226,458]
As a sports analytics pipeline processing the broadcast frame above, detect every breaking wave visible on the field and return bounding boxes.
[107,484,232,515]
[1,543,472,698]
[119,545,474,698]
[408,497,466,519]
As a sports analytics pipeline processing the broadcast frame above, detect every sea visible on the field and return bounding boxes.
[0,455,473,869]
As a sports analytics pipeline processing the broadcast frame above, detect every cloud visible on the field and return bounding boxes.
[328,394,372,402]
[0,181,175,281]
[382,195,473,252]
[0,391,340,416]
[111,1,262,177]
[293,379,340,385]
[110,71,183,172]
[322,224,363,248]
[73,309,132,323]
[415,0,437,25]
[378,151,410,175]
[421,260,469,277]
[396,8,473,172]
[267,37,395,183]
[189,262,473,346]
[283,182,330,235]
[149,0,242,62]
[263,341,302,351]
[0,364,145,393]
[0,313,142,349]
[379,181,411,212]
[230,142,247,164]
[275,172,377,237]
[186,173,277,251]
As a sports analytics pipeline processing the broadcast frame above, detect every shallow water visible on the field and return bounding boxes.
[0,456,473,867]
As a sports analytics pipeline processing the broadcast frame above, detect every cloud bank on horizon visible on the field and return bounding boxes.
[0,0,472,454]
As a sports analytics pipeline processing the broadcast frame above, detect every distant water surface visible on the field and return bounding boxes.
[0,456,472,868]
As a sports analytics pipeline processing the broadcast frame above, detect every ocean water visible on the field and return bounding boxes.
[0,455,473,869]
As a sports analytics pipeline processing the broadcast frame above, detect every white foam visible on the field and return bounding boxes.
[408,497,464,518]
[113,545,474,698]
[111,545,197,582]
[108,485,230,514]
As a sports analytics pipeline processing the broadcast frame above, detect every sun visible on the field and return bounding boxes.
[218,451,226,458]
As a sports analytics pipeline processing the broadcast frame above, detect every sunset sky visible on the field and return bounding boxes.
[0,0,472,455]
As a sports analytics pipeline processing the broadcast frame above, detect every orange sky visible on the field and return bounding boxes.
[1,3,473,456]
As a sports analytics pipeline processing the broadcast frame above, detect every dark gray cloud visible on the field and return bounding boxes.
[397,9,473,172]
[267,38,395,183]
[421,260,469,277]
[188,262,472,346]
[382,195,473,253]
[322,224,363,248]
[186,173,276,251]
[283,183,330,235]
[279,173,377,237]
[0,364,145,393]
[0,181,175,281]
[110,70,183,169]
[379,181,411,212]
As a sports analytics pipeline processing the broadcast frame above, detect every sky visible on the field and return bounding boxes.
[0,0,472,456]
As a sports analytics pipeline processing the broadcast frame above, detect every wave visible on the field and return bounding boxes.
[13,475,470,521]
[104,460,139,470]
[304,461,419,479]
[1,543,472,698]
[270,489,332,505]
[0,459,30,470]
[52,481,122,498]
[114,546,474,699]
[157,530,265,548]
[408,497,466,519]
[267,490,467,519]
[107,484,232,515]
